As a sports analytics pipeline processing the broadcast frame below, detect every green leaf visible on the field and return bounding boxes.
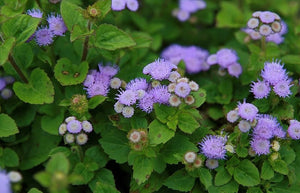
[130,116,148,129]
[28,188,43,193]
[88,168,120,193]
[99,128,130,164]
[261,161,274,180]
[164,169,195,192]
[54,58,89,86]
[178,112,199,134]
[247,187,264,193]
[46,153,69,175]
[20,118,61,170]
[272,103,294,120]
[279,145,296,165]
[233,159,260,186]
[282,55,300,74]
[132,156,154,185]
[215,166,232,186]
[13,68,54,104]
[149,119,175,145]
[191,88,206,108]
[2,148,19,167]
[0,37,15,65]
[41,110,64,135]
[49,147,71,157]
[91,24,136,51]
[85,146,109,168]
[208,180,239,193]
[88,95,107,109]
[199,168,213,189]
[160,134,198,164]
[271,160,289,175]
[34,171,51,187]
[154,103,177,123]
[60,0,87,31]
[236,146,248,158]
[0,113,18,137]
[12,104,37,127]
[12,43,34,69]
[71,162,95,185]
[131,32,152,48]
[208,107,224,120]
[216,2,245,28]
[1,14,41,45]
[95,0,111,20]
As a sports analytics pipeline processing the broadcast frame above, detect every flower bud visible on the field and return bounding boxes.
[70,94,88,115]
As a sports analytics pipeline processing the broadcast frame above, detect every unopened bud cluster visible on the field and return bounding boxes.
[127,129,148,151]
[183,151,203,171]
[70,94,88,115]
[59,116,93,145]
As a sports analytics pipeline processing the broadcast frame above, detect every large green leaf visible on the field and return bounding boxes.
[13,68,54,104]
[0,113,18,137]
[154,104,177,123]
[1,14,41,45]
[199,168,213,189]
[178,112,199,134]
[164,169,195,192]
[1,148,19,167]
[271,160,289,175]
[149,119,175,145]
[88,168,120,193]
[99,128,130,164]
[54,58,89,86]
[132,156,154,185]
[233,160,260,186]
[91,24,136,51]
[215,166,232,186]
[216,2,245,28]
[46,153,70,175]
[84,146,109,168]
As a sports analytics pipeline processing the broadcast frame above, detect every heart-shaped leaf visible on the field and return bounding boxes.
[54,58,89,86]
[13,68,54,104]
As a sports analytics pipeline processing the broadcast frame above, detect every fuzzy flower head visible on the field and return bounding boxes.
[216,48,238,68]
[27,8,43,18]
[82,121,93,133]
[259,11,278,24]
[98,64,119,77]
[126,78,148,91]
[288,120,300,139]
[273,79,292,98]
[110,77,122,89]
[0,78,6,91]
[169,94,181,107]
[0,169,11,193]
[261,60,288,85]
[227,62,242,78]
[149,85,171,104]
[126,0,139,11]
[67,120,82,134]
[175,82,191,98]
[199,135,227,160]
[128,130,141,143]
[86,81,109,97]
[1,88,13,99]
[122,106,134,118]
[226,110,240,123]
[251,137,270,155]
[138,92,155,113]
[205,159,219,169]
[111,0,126,11]
[116,89,137,106]
[251,80,271,99]
[35,27,54,46]
[76,133,88,145]
[143,59,177,80]
[184,151,197,163]
[8,171,22,183]
[238,120,251,132]
[47,14,67,36]
[237,100,258,121]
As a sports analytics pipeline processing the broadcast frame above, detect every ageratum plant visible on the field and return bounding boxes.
[1,0,300,193]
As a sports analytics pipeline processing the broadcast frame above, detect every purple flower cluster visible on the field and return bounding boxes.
[243,11,287,44]
[26,9,67,46]
[173,0,206,22]
[288,120,300,139]
[0,169,11,193]
[111,0,139,12]
[251,60,292,99]
[0,76,14,100]
[59,116,93,145]
[143,59,177,80]
[206,48,242,78]
[198,135,227,160]
[161,44,210,74]
[83,63,119,98]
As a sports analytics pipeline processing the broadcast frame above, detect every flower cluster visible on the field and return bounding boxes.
[59,116,93,145]
[288,120,300,139]
[0,169,22,193]
[83,63,120,98]
[251,60,292,99]
[127,129,148,151]
[0,76,14,100]
[111,0,139,12]
[243,11,287,44]
[161,44,209,74]
[26,9,67,46]
[173,0,206,22]
[206,48,242,78]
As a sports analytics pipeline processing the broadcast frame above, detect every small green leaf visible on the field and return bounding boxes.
[34,171,51,187]
[271,159,289,175]
[261,161,274,180]
[178,112,199,134]
[154,103,177,123]
[233,159,260,186]
[164,169,195,192]
[132,156,154,185]
[272,103,294,120]
[149,120,175,145]
[236,146,248,158]
[28,188,43,193]
[41,110,64,135]
[247,187,264,193]
[88,95,107,109]
[282,55,300,74]
[216,2,245,28]
[131,32,152,48]
[13,68,54,104]
[88,168,120,193]
[46,153,69,175]
[191,88,206,108]
[2,148,19,167]
[71,162,94,185]
[215,166,232,186]
[199,168,213,189]
[85,146,109,168]
[54,58,89,86]
[91,24,136,51]
[279,145,296,165]
[0,37,15,65]
[0,113,18,137]
[130,116,148,129]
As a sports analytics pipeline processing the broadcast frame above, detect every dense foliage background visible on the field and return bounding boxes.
[1,0,300,192]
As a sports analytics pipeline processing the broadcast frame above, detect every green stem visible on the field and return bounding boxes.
[72,145,84,162]
[81,21,91,62]
[8,54,29,83]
